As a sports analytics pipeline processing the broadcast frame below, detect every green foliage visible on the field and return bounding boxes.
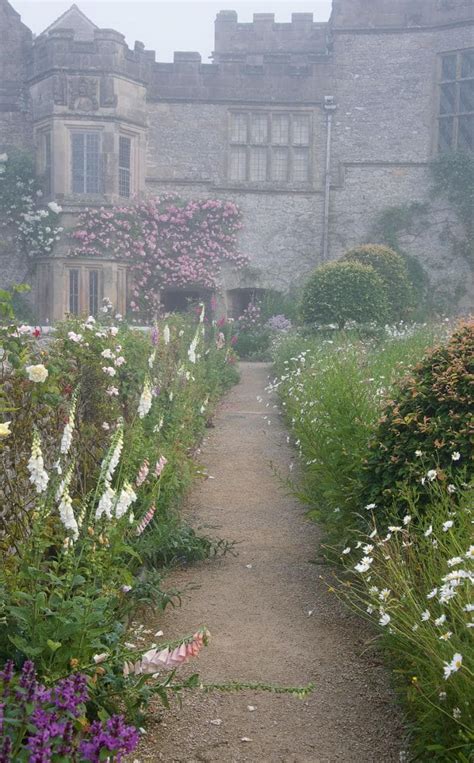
[339,483,474,762]
[342,243,415,321]
[300,260,389,329]
[273,324,473,759]
[0,304,239,723]
[272,325,444,540]
[431,150,474,266]
[363,321,474,517]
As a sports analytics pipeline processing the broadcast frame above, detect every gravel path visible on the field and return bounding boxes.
[135,362,405,762]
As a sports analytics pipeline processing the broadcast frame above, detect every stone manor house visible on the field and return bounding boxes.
[0,0,473,321]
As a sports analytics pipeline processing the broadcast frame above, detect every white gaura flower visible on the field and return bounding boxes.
[362,544,374,554]
[27,431,49,494]
[434,614,446,626]
[342,547,351,555]
[101,349,114,360]
[47,201,62,215]
[379,612,390,627]
[439,631,453,641]
[95,485,116,520]
[424,525,433,537]
[106,386,119,397]
[451,451,461,461]
[26,364,49,383]
[115,481,138,519]
[447,556,463,567]
[354,556,373,573]
[421,610,430,621]
[443,652,462,679]
[466,547,474,560]
[427,587,438,599]
[447,484,456,494]
[443,520,454,532]
[0,421,11,438]
[463,604,474,613]
[365,503,376,510]
[427,469,437,482]
[138,378,153,419]
[102,366,116,377]
[403,515,411,526]
[379,588,391,602]
[415,449,423,457]
[163,325,170,345]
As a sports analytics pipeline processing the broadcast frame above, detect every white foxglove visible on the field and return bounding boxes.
[138,378,153,419]
[28,431,49,494]
[96,485,116,520]
[115,482,137,519]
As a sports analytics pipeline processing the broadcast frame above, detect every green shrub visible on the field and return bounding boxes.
[363,321,474,517]
[300,260,389,329]
[342,243,414,321]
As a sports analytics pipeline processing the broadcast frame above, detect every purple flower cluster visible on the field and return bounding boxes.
[0,661,139,762]
[265,314,292,332]
[79,716,139,762]
[238,303,262,331]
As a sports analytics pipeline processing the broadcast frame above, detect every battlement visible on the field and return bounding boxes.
[213,10,330,62]
[29,26,154,84]
[28,22,333,104]
[330,0,474,31]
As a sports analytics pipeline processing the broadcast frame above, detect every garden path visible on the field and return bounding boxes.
[136,362,405,762]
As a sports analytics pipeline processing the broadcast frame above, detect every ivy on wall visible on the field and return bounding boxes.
[431,150,474,266]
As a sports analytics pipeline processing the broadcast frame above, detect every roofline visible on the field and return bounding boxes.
[39,3,99,37]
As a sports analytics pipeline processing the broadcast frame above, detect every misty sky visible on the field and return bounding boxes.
[14,1,333,61]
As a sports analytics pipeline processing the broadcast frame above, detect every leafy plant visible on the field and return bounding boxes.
[300,260,389,329]
[363,321,474,518]
[342,243,415,321]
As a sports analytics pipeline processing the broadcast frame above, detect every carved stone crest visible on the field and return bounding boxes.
[69,77,99,112]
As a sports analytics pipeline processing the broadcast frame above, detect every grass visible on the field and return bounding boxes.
[272,323,473,759]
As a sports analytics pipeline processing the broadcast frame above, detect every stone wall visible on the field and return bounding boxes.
[0,0,33,151]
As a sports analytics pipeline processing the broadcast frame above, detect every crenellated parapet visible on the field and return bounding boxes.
[213,11,329,63]
[330,0,474,31]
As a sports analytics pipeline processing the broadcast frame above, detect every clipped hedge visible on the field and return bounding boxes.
[342,244,414,321]
[363,320,474,515]
[300,260,389,329]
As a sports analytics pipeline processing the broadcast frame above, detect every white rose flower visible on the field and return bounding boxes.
[25,364,49,383]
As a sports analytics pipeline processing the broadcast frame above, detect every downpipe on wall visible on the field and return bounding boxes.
[322,96,337,261]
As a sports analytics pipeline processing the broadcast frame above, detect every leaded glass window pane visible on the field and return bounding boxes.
[229,146,247,181]
[69,269,79,315]
[293,147,309,181]
[249,147,267,181]
[460,80,474,113]
[292,115,310,145]
[438,117,454,152]
[89,270,100,316]
[272,115,290,145]
[272,147,288,182]
[441,54,457,81]
[230,113,247,143]
[119,136,131,198]
[440,82,457,115]
[461,51,474,79]
[71,132,100,194]
[458,115,474,150]
[250,114,268,144]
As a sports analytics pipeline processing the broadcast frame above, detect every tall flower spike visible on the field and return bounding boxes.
[60,392,77,455]
[58,485,79,540]
[115,481,138,519]
[163,324,170,345]
[28,431,49,494]
[138,377,153,419]
[100,423,124,486]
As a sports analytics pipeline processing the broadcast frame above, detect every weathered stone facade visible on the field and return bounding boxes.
[0,0,473,320]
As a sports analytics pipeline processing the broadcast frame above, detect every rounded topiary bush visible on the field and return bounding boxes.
[300,260,389,329]
[342,244,414,321]
[363,321,474,516]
